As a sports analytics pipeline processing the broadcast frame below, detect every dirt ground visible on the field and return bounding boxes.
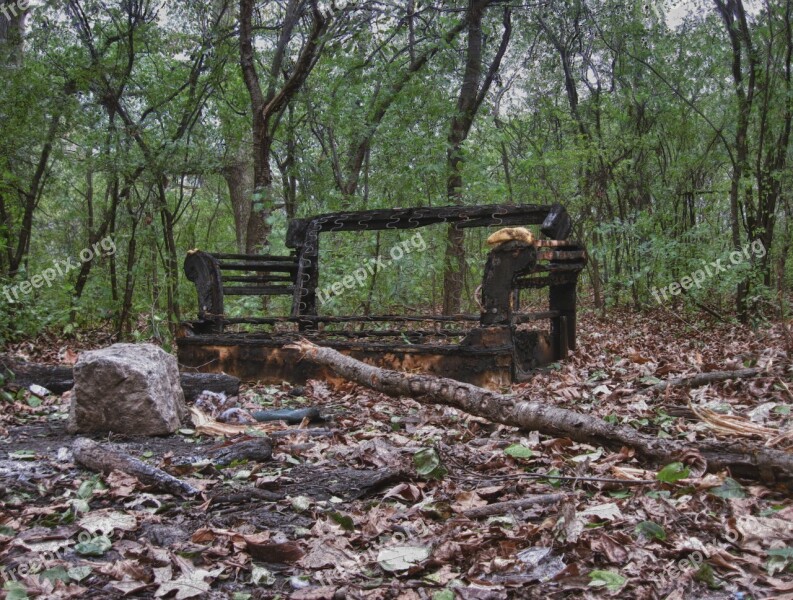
[1,308,793,599]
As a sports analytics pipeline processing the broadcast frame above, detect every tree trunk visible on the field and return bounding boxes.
[288,340,791,482]
[442,2,510,314]
[239,0,327,251]
[221,153,253,253]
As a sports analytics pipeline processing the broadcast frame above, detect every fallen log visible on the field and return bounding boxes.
[1,361,74,394]
[1,358,240,402]
[287,340,793,482]
[178,372,241,401]
[72,437,199,497]
[206,437,273,466]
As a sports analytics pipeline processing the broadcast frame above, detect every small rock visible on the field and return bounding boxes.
[28,384,50,398]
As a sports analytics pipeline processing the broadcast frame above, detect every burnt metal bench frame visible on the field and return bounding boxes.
[180,203,586,386]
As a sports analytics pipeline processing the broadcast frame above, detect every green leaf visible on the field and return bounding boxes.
[710,478,746,499]
[413,448,447,480]
[656,462,690,483]
[768,548,793,559]
[330,512,355,532]
[77,477,102,500]
[545,468,562,488]
[68,566,92,582]
[26,396,41,408]
[767,547,793,575]
[3,582,29,600]
[504,444,533,459]
[694,563,721,589]
[635,521,667,540]
[588,569,626,591]
[432,591,455,600]
[39,567,70,584]
[74,535,112,556]
[646,489,671,500]
[608,490,632,499]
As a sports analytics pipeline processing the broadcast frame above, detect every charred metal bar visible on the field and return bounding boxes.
[222,285,295,296]
[223,275,294,283]
[220,314,484,325]
[549,280,577,357]
[212,253,297,261]
[540,203,573,240]
[480,242,537,326]
[184,250,224,333]
[181,203,586,388]
[512,310,560,323]
[285,204,560,247]
[217,261,298,272]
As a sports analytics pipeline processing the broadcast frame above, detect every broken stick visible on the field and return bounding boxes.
[645,368,760,393]
[287,340,793,482]
[72,438,199,497]
[463,493,567,519]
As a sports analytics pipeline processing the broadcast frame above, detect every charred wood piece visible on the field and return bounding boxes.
[2,358,240,402]
[180,203,586,386]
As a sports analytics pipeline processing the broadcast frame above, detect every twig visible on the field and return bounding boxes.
[463,493,567,519]
[646,368,761,393]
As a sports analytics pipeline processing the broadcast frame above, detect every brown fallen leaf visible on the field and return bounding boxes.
[154,556,223,600]
[299,539,358,570]
[590,533,629,564]
[246,540,305,563]
[451,490,487,512]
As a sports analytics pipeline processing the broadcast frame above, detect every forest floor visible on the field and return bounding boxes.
[1,308,793,599]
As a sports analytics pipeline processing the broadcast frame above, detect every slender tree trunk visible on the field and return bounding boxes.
[714,0,757,323]
[239,0,327,251]
[442,2,510,314]
[221,153,253,253]
[118,217,139,340]
[9,107,63,277]
[155,179,180,326]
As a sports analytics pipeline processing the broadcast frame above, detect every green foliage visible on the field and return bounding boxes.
[0,0,790,342]
[656,462,690,483]
[413,448,448,480]
[634,520,667,541]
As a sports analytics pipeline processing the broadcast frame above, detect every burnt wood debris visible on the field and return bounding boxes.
[179,203,586,388]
